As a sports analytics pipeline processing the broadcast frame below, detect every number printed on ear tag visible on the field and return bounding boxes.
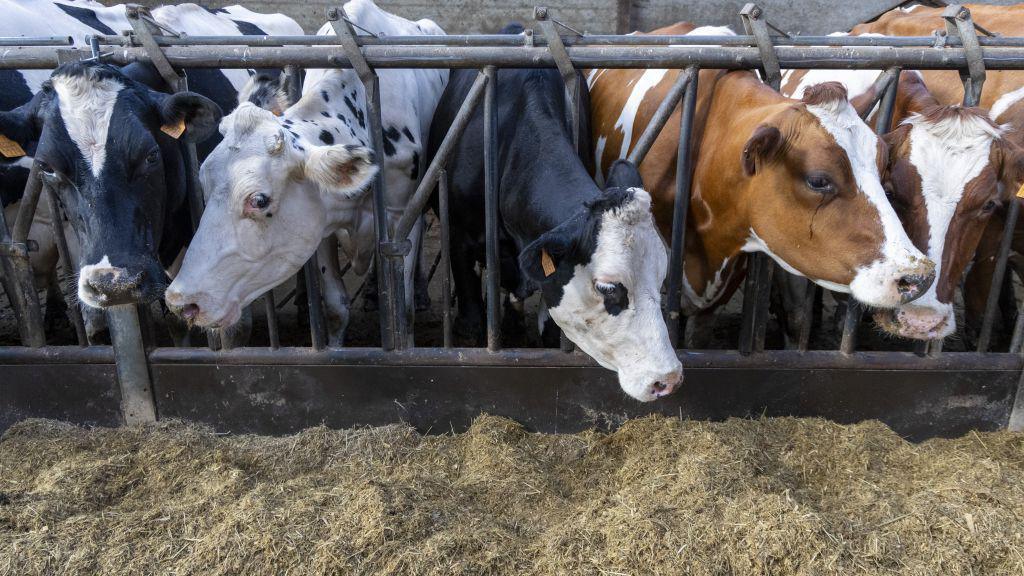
[541,249,556,277]
[161,118,186,139]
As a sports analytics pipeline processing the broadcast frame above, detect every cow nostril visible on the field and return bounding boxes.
[897,270,936,304]
[652,381,667,392]
[181,303,200,321]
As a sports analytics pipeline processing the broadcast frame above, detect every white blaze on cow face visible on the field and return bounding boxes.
[879,112,1006,340]
[534,189,681,402]
[802,96,934,308]
[165,103,377,328]
[51,73,123,178]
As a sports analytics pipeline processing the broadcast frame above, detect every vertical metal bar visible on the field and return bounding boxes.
[666,66,699,348]
[11,164,44,245]
[739,254,774,355]
[840,300,862,355]
[329,7,399,351]
[874,68,900,135]
[439,170,453,349]
[107,303,157,424]
[44,184,87,346]
[304,252,327,351]
[0,167,46,347]
[1010,303,1024,354]
[797,282,817,352]
[483,65,501,352]
[263,291,280,350]
[977,199,1019,352]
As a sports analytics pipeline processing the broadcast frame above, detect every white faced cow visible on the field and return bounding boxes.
[165,0,447,346]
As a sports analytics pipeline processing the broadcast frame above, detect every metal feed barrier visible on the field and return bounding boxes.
[2,4,1023,440]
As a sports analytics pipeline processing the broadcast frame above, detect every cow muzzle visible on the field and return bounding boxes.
[897,271,935,305]
[78,263,143,308]
[164,285,241,329]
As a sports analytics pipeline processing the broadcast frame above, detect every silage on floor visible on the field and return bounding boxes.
[1,415,1022,576]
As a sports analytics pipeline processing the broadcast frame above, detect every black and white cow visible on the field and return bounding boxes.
[0,1,301,338]
[431,27,682,401]
[165,0,446,346]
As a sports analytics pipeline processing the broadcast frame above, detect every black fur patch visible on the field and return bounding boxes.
[319,130,334,145]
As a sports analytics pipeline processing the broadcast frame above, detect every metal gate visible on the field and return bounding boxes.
[2,3,1023,441]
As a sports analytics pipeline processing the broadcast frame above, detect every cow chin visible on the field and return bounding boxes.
[873,304,955,341]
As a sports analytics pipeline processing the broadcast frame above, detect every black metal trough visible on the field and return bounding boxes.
[1,3,1023,440]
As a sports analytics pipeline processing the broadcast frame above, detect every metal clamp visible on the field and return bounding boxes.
[535,6,581,149]
[943,4,986,106]
[740,3,782,91]
[125,4,184,92]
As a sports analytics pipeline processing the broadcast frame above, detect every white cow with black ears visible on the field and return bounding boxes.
[165,0,447,345]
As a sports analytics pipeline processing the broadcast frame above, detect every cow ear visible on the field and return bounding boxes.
[994,138,1024,198]
[519,215,584,284]
[0,94,46,159]
[742,124,783,176]
[849,86,878,121]
[158,92,223,143]
[303,144,378,198]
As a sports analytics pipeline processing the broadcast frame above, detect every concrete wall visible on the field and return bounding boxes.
[105,1,1016,35]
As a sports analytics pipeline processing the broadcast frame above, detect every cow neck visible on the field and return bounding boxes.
[685,72,790,310]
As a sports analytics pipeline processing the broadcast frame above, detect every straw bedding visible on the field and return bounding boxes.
[1,415,1022,575]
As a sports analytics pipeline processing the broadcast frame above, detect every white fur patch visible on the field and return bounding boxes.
[990,85,1024,123]
[77,254,113,307]
[52,73,124,178]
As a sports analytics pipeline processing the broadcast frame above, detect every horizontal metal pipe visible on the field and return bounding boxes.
[10,45,1024,71]
[85,33,1024,48]
[2,346,1022,371]
[0,36,73,46]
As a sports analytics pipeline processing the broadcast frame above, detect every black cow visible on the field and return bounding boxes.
[428,26,682,401]
[0,62,220,308]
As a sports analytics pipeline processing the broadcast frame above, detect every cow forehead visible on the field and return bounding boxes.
[51,72,125,178]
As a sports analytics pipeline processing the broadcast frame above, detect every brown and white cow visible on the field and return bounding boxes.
[782,53,1024,341]
[588,23,935,345]
[852,5,1024,342]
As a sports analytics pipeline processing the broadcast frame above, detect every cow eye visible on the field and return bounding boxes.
[982,199,999,213]
[883,181,895,199]
[247,192,272,211]
[595,281,619,296]
[805,173,835,194]
[145,149,160,165]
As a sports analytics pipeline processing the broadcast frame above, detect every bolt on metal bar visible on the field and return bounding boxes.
[483,65,501,352]
[330,5,401,351]
[107,304,157,424]
[627,66,696,166]
[43,184,87,346]
[665,66,700,348]
[439,171,453,349]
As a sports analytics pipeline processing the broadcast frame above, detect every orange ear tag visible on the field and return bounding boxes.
[0,134,25,158]
[161,118,186,139]
[541,249,556,277]
[1016,181,1024,199]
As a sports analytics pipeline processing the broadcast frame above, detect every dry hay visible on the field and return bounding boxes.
[1,415,1023,575]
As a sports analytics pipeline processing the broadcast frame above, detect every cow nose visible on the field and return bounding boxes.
[650,367,683,399]
[82,267,142,306]
[180,303,201,322]
[897,270,936,304]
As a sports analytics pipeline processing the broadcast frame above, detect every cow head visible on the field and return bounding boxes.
[164,102,377,328]
[740,82,934,308]
[521,163,682,402]
[0,62,221,308]
[872,106,1024,340]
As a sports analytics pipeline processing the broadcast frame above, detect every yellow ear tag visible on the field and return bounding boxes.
[541,248,556,277]
[1016,181,1024,199]
[0,134,25,158]
[161,118,186,139]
